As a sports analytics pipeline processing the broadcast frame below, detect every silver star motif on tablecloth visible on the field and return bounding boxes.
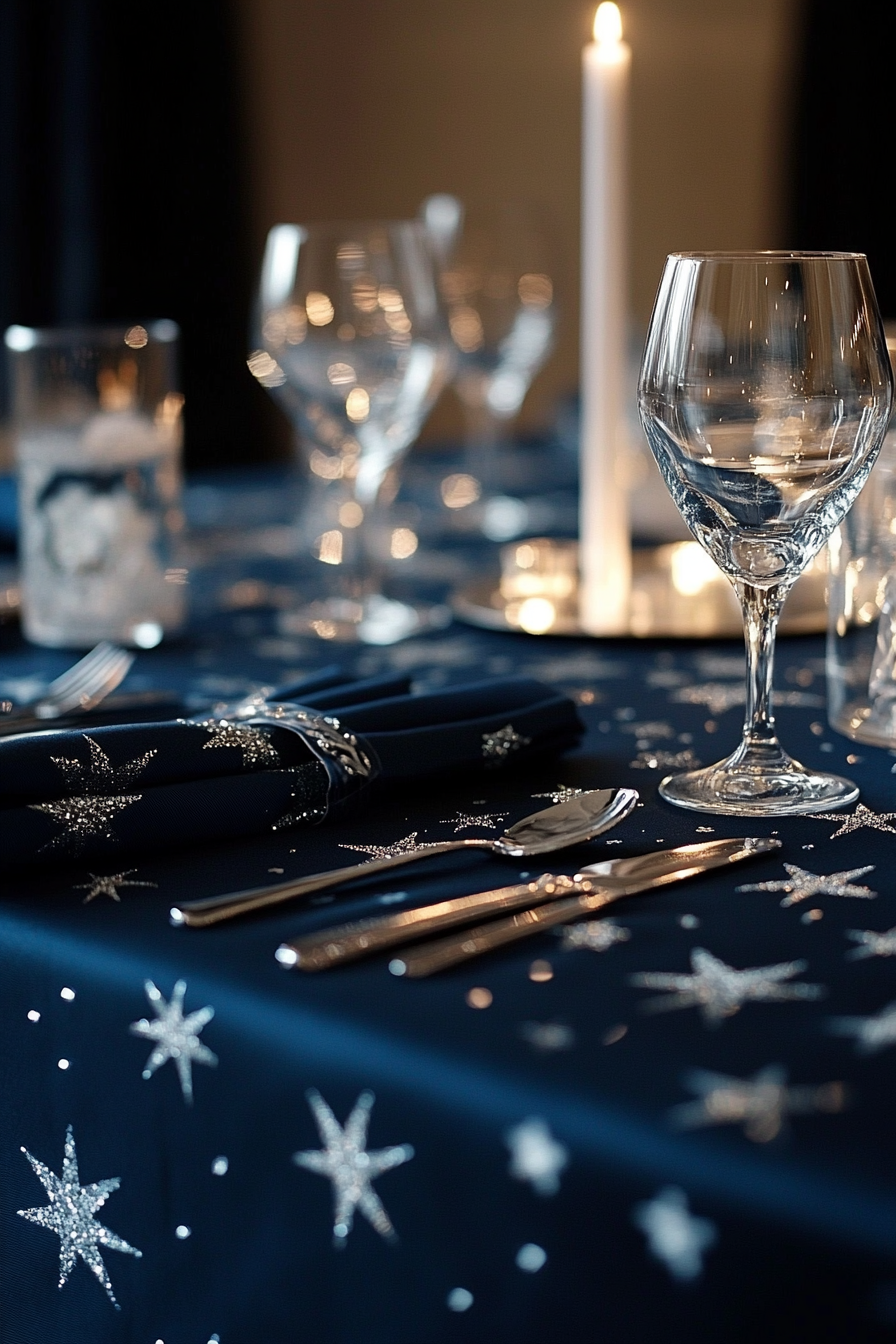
[669,1065,847,1142]
[339,832,440,862]
[197,718,280,768]
[17,1125,141,1308]
[505,1118,569,1196]
[482,724,531,761]
[811,803,896,839]
[74,871,157,903]
[633,1187,716,1281]
[558,919,631,953]
[532,785,586,805]
[27,736,156,853]
[671,683,822,715]
[630,947,824,1024]
[830,1001,896,1054]
[522,652,625,682]
[630,749,702,771]
[845,926,896,960]
[292,1089,414,1247]
[439,809,509,832]
[129,979,217,1105]
[619,720,676,740]
[737,863,877,907]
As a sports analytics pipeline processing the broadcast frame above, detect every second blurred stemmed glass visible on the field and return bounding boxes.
[436,203,557,530]
[639,251,892,815]
[250,220,454,643]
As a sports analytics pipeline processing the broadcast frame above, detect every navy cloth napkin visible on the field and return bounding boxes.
[0,671,583,868]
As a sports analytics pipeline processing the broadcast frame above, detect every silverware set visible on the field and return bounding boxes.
[3,655,785,972]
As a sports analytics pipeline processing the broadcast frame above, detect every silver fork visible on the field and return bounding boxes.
[0,642,135,729]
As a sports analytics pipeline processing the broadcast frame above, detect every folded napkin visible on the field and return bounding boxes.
[0,670,583,868]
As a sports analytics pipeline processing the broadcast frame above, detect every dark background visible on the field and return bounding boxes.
[0,0,892,469]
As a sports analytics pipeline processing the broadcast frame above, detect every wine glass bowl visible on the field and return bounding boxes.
[639,251,893,814]
[250,220,453,642]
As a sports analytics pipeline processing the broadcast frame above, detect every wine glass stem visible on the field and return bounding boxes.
[736,580,787,759]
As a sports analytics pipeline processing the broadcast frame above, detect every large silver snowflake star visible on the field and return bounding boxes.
[439,809,509,832]
[17,1125,141,1308]
[505,1117,569,1196]
[633,1187,716,1281]
[74,870,157,903]
[292,1089,414,1247]
[737,863,877,907]
[846,925,896,960]
[812,803,896,838]
[338,833,437,862]
[482,724,530,760]
[630,947,824,1024]
[669,1065,846,1142]
[129,979,217,1105]
[532,785,586,805]
[28,735,156,852]
[197,718,280,769]
[558,919,631,953]
[830,1001,896,1054]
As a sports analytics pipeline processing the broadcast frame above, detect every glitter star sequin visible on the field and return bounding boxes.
[532,785,586,804]
[129,980,217,1105]
[630,947,824,1024]
[620,720,676,740]
[630,749,701,771]
[197,718,280,769]
[338,832,439,862]
[633,1187,716,1281]
[811,803,896,839]
[28,736,156,853]
[558,919,631,953]
[17,1125,141,1307]
[439,809,509,832]
[830,1001,896,1054]
[669,1065,847,1142]
[846,926,896,960]
[737,863,877,907]
[505,1117,568,1196]
[482,724,531,760]
[74,871,157,903]
[292,1089,414,1247]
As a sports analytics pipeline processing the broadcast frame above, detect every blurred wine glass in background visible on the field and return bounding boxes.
[249,220,454,643]
[428,201,557,540]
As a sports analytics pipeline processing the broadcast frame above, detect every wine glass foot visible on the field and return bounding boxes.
[658,755,859,817]
[279,595,451,646]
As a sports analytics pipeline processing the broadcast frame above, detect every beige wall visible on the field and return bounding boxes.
[237,0,800,437]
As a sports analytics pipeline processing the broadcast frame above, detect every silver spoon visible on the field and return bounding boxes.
[169,787,639,928]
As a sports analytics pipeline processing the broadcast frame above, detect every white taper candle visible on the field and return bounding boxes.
[579,2,631,634]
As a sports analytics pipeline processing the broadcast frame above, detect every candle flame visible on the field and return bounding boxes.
[593,2,622,44]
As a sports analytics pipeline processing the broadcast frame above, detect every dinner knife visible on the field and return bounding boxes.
[276,836,780,972]
[387,836,781,977]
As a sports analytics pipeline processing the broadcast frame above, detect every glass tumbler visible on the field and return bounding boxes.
[5,322,186,648]
[827,334,896,748]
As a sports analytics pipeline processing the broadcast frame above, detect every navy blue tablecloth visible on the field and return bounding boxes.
[1,473,895,1344]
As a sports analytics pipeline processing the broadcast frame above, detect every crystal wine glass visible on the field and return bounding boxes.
[437,203,557,533]
[250,220,454,643]
[638,251,893,814]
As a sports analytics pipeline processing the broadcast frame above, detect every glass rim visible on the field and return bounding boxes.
[268,218,429,238]
[667,250,867,263]
[4,320,180,352]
